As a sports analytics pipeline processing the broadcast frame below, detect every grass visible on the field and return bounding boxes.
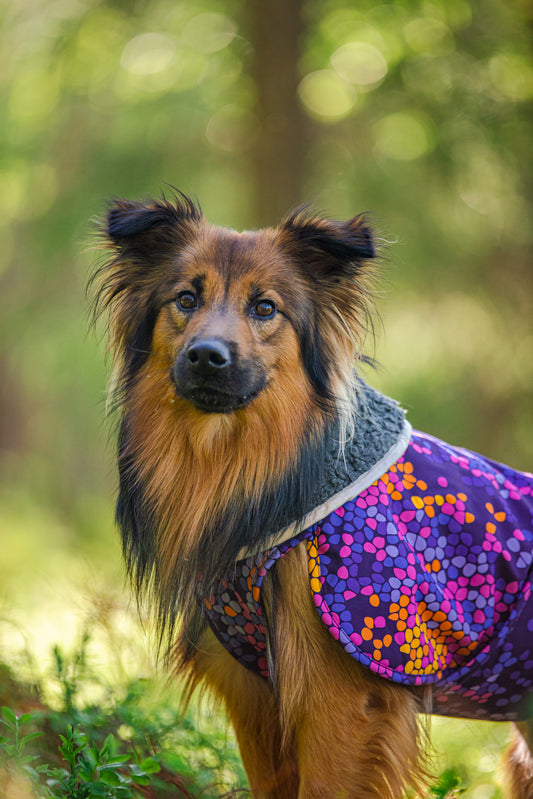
[0,632,248,798]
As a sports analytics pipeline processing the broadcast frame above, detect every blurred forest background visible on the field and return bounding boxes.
[0,0,532,796]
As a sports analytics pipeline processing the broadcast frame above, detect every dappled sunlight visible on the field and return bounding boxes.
[331,42,388,89]
[120,33,177,77]
[0,162,58,223]
[374,111,435,161]
[403,16,455,57]
[298,69,358,121]
[489,52,533,101]
[180,12,237,54]
[0,498,133,691]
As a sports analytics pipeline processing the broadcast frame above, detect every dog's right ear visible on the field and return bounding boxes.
[107,200,175,241]
[90,194,202,360]
[105,194,202,251]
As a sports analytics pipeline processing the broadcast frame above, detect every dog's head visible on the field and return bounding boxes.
[95,193,376,437]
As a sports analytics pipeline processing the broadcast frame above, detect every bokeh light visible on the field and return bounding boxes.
[331,42,388,89]
[181,12,237,54]
[120,33,177,76]
[298,69,357,121]
[374,111,435,160]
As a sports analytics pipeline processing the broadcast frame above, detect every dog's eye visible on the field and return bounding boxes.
[252,300,277,319]
[176,291,198,310]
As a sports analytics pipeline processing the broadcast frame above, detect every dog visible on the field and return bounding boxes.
[92,192,533,798]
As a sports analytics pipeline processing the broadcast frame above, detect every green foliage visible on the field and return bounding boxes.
[48,725,157,799]
[41,636,248,797]
[0,641,249,798]
[53,632,92,716]
[0,705,46,792]
[429,767,467,798]
[0,707,160,799]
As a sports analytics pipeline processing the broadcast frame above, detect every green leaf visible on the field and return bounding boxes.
[430,768,467,798]
[88,782,108,797]
[160,751,191,774]
[1,707,17,728]
[79,762,96,782]
[101,733,117,757]
[22,763,41,780]
[18,713,34,726]
[84,745,97,772]
[100,755,130,767]
[99,768,122,786]
[134,774,150,786]
[138,756,160,774]
[37,763,56,775]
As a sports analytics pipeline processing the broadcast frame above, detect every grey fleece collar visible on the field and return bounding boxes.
[239,378,410,557]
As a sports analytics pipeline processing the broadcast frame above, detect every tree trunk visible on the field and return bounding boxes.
[247,0,308,225]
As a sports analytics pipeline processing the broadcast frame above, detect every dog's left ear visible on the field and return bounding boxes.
[279,211,375,278]
[278,211,377,395]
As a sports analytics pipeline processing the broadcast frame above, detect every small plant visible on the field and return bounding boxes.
[0,707,159,798]
[47,724,159,798]
[430,767,467,798]
[0,704,47,793]
[52,632,92,715]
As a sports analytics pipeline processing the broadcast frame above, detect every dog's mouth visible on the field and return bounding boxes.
[179,385,262,414]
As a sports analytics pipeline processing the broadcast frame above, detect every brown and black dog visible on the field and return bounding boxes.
[92,193,533,798]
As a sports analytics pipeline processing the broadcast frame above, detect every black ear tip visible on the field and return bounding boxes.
[105,194,201,242]
[105,201,168,240]
[107,206,126,238]
[106,202,144,240]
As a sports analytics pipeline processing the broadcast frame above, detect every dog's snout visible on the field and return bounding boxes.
[173,334,265,412]
[186,339,231,375]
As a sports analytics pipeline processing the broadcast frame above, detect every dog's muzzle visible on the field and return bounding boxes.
[171,338,266,413]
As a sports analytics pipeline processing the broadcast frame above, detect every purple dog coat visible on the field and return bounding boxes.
[204,428,533,721]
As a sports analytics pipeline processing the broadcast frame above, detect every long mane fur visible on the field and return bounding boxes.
[90,192,377,668]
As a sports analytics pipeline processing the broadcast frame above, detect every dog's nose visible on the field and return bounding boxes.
[186,339,231,376]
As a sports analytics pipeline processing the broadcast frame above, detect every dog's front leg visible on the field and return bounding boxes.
[189,626,300,798]
[270,545,426,799]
